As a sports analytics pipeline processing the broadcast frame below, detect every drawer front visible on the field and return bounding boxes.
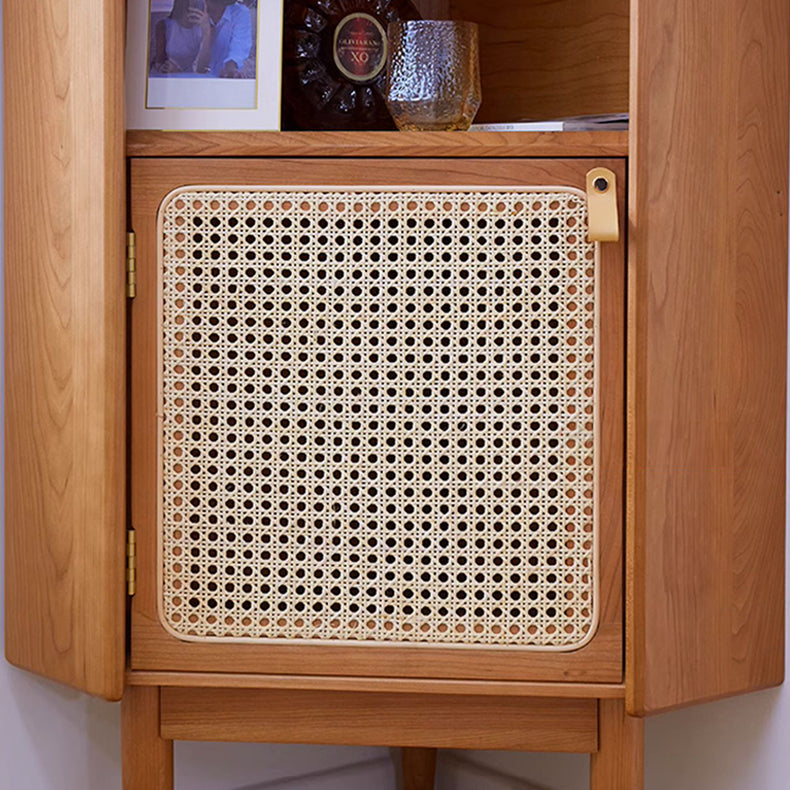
[131,158,624,682]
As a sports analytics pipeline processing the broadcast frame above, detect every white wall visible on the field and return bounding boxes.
[1,6,789,786]
[440,688,787,790]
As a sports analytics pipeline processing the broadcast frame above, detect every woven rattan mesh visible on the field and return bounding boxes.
[159,187,598,649]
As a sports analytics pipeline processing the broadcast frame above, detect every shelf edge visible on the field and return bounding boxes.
[126,130,629,159]
[126,670,625,698]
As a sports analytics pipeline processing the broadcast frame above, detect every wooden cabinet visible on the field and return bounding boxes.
[4,1,789,788]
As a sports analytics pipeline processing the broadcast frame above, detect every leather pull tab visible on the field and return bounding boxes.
[586,167,620,243]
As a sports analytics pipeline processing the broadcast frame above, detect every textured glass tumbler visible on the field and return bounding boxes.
[386,21,481,131]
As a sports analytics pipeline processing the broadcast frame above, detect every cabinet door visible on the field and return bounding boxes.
[129,157,625,683]
[4,0,126,699]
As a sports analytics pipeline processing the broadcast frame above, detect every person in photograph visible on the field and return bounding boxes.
[201,0,254,79]
[239,0,258,79]
[151,0,212,74]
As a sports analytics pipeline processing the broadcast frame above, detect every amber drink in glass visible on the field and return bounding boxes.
[385,20,481,131]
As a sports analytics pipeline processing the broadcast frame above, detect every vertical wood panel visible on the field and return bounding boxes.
[628,0,789,715]
[4,0,126,699]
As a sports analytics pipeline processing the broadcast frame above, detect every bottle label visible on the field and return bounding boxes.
[333,13,388,83]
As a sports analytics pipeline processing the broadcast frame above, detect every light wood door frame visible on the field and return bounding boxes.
[129,157,626,683]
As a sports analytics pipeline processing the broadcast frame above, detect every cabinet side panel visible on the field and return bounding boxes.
[3,0,126,699]
[628,0,789,715]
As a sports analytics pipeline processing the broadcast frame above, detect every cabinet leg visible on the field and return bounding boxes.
[590,700,643,790]
[122,686,174,790]
[401,747,437,790]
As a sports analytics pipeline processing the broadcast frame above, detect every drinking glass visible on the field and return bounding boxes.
[385,20,482,132]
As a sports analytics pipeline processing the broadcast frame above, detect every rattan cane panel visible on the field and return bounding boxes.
[159,186,598,650]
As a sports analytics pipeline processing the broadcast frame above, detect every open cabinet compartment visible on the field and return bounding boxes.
[426,0,630,123]
[286,0,631,127]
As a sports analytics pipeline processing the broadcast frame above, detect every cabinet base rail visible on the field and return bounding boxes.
[121,685,644,790]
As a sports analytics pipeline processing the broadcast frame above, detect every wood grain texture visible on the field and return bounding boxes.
[402,748,437,790]
[628,0,789,715]
[590,699,643,790]
[3,0,126,699]
[122,687,174,790]
[125,130,629,159]
[449,0,629,123]
[129,157,625,684]
[161,687,599,752]
[126,671,625,698]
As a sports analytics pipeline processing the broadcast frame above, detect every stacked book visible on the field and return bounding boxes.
[470,114,629,132]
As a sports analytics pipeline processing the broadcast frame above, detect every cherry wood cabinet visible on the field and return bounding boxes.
[4,1,789,788]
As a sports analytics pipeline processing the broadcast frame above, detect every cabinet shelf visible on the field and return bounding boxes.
[125,130,629,159]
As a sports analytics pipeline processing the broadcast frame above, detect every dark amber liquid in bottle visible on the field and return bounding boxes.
[282,0,421,130]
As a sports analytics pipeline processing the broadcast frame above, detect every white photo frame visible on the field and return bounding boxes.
[126,0,282,130]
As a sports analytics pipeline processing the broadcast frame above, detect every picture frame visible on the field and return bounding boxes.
[126,0,282,130]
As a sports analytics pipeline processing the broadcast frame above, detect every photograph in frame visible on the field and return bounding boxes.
[127,0,282,130]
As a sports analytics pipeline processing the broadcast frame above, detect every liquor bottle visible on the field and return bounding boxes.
[282,0,422,130]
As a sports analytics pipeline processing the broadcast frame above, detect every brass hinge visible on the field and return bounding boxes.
[126,231,137,299]
[126,528,137,597]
